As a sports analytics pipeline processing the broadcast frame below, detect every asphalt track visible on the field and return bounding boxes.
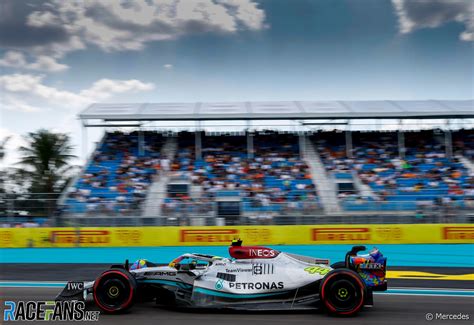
[1,265,473,324]
[1,264,473,289]
[1,287,473,325]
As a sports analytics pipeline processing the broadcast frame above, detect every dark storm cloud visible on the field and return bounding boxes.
[0,0,266,56]
[82,1,235,40]
[0,0,69,49]
[401,0,468,27]
[180,20,226,34]
[392,0,473,41]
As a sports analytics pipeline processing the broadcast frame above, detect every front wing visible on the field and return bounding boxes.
[56,281,94,302]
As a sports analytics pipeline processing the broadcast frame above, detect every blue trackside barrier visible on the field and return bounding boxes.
[1,244,473,267]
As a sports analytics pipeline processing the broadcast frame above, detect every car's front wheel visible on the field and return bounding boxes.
[93,268,137,313]
[319,269,366,316]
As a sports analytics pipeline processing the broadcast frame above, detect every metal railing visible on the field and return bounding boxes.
[43,209,474,227]
[1,190,473,227]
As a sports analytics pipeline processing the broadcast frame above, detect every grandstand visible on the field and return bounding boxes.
[311,130,472,211]
[65,131,165,215]
[61,100,474,226]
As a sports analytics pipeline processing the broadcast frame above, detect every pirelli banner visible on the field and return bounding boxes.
[0,224,473,248]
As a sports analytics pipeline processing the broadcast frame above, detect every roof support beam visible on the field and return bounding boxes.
[138,128,144,157]
[81,122,88,163]
[445,120,453,160]
[247,132,254,159]
[345,130,353,158]
[398,131,405,159]
[195,130,202,160]
[299,133,306,159]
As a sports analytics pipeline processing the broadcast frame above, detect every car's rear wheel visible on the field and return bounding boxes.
[93,269,136,313]
[320,269,366,316]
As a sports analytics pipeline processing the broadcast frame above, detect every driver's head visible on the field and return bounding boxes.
[130,259,147,270]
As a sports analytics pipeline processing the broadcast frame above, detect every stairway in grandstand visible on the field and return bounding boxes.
[303,137,342,213]
[352,172,377,199]
[142,137,178,217]
[458,155,474,174]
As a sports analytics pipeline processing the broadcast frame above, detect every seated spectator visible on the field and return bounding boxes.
[65,131,164,215]
[163,132,319,216]
[313,130,472,211]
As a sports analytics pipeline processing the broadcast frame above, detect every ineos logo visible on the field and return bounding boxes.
[249,249,275,257]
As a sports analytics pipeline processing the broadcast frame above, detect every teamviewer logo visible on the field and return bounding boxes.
[3,301,100,322]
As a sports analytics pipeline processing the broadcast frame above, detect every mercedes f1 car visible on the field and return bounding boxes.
[57,241,387,316]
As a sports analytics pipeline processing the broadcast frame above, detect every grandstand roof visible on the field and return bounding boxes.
[79,100,474,122]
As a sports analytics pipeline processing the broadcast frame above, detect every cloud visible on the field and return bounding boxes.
[80,78,155,101]
[163,64,173,69]
[0,74,155,166]
[0,0,266,69]
[0,1,71,49]
[0,51,69,72]
[0,73,155,110]
[392,0,474,41]
[27,55,69,72]
[0,74,88,107]
[2,95,43,113]
[28,0,266,52]
[0,51,25,67]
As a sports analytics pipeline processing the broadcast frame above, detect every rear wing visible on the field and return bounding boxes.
[344,246,367,267]
[345,246,387,291]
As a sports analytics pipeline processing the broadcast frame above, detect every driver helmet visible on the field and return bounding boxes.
[369,247,383,262]
[130,259,147,270]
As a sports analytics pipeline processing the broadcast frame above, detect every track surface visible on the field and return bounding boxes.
[2,264,473,289]
[1,264,473,324]
[1,287,473,325]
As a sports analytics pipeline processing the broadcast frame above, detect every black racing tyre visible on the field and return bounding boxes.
[319,269,366,316]
[93,268,137,313]
[330,261,346,269]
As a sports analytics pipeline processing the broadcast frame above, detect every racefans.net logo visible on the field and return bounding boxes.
[3,301,100,322]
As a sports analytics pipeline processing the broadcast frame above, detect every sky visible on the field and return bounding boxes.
[0,0,473,167]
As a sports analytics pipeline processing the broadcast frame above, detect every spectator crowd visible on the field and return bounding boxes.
[65,131,164,215]
[313,130,474,211]
[162,132,319,217]
[61,129,473,219]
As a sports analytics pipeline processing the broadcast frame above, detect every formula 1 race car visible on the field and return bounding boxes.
[57,241,387,316]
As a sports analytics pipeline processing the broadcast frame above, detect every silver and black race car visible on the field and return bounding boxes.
[57,240,387,316]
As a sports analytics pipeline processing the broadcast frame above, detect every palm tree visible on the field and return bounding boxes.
[18,130,75,191]
[16,130,76,218]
